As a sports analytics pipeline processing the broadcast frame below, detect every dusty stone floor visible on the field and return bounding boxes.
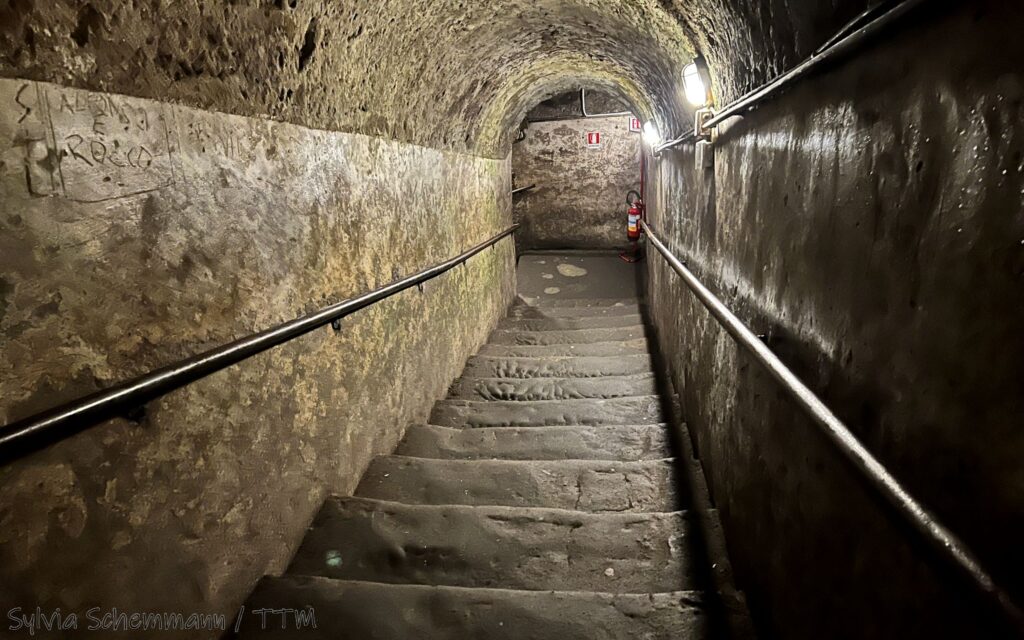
[517,252,642,302]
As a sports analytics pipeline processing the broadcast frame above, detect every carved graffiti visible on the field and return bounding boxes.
[44,86,176,202]
[183,117,259,163]
[14,83,33,124]
[0,82,60,196]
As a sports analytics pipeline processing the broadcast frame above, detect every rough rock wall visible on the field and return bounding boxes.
[646,2,1024,638]
[513,115,641,250]
[0,0,695,158]
[0,77,515,632]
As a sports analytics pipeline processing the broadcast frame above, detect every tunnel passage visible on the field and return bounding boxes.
[2,1,1024,639]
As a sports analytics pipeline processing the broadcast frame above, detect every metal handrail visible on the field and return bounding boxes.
[0,225,519,463]
[641,220,1024,633]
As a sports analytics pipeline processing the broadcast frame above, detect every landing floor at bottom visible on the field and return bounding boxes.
[517,252,641,302]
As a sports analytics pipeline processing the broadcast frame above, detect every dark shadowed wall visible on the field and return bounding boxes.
[647,2,1024,638]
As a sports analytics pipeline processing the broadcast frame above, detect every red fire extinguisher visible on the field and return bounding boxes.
[626,190,644,241]
[621,189,645,263]
[620,150,647,263]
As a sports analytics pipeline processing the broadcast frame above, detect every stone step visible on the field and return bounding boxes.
[356,457,681,512]
[286,497,698,592]
[430,395,664,428]
[237,576,710,639]
[396,423,673,461]
[489,326,647,345]
[477,340,650,358]
[497,315,644,331]
[463,353,653,378]
[519,296,642,308]
[508,303,643,318]
[448,373,658,400]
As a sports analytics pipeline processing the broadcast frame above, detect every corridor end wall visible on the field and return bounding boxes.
[513,112,641,251]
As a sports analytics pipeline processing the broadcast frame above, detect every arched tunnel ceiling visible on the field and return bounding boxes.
[1,0,871,158]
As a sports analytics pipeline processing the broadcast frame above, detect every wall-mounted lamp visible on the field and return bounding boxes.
[642,122,661,147]
[682,62,709,108]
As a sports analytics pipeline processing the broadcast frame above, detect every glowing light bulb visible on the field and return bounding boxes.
[642,122,661,147]
[683,62,708,107]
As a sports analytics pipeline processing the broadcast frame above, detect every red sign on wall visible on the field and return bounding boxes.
[629,117,642,133]
[585,132,602,149]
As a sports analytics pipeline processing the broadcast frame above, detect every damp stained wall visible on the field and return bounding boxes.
[646,2,1024,638]
[0,77,515,632]
[513,115,641,250]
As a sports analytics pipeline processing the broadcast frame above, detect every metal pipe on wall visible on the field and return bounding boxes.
[656,0,935,153]
[703,0,931,129]
[580,89,631,118]
[525,89,633,124]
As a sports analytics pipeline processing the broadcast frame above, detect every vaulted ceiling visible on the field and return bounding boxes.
[1,0,870,157]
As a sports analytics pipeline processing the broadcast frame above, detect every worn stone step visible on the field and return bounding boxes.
[356,457,681,512]
[237,576,710,639]
[508,303,643,318]
[431,395,664,428]
[519,296,641,308]
[463,353,653,378]
[489,326,647,345]
[286,497,698,592]
[396,423,673,461]
[448,373,658,400]
[497,315,644,331]
[477,340,650,358]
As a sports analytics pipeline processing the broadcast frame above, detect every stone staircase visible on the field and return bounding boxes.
[235,295,722,639]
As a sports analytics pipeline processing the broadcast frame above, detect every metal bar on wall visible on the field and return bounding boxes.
[0,225,519,463]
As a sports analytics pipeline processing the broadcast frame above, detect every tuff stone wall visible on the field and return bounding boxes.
[513,114,641,250]
[646,2,1024,638]
[0,77,514,632]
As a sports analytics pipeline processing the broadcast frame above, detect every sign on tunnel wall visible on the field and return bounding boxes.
[585,131,602,149]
